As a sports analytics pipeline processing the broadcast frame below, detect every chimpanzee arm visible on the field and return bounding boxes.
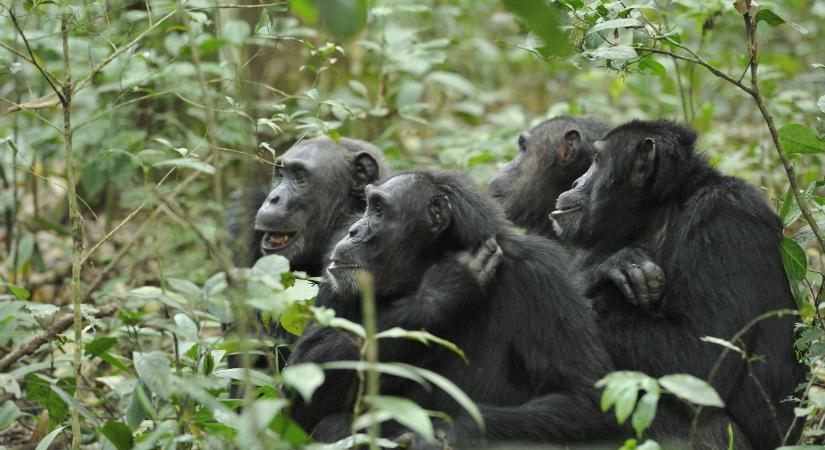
[584,246,665,311]
[378,238,502,332]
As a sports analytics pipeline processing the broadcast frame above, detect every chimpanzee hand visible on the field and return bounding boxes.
[456,237,503,288]
[594,247,665,310]
[395,429,453,450]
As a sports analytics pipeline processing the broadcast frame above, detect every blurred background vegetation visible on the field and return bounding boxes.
[1,0,823,448]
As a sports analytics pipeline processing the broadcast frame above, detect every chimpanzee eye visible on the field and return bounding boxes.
[294,168,307,183]
[372,198,384,215]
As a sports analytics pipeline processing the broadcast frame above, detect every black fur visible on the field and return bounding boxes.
[489,115,611,238]
[552,119,805,449]
[287,171,621,447]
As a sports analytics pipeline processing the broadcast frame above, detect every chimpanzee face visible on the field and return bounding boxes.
[254,140,365,270]
[488,120,591,236]
[551,133,657,245]
[326,174,450,297]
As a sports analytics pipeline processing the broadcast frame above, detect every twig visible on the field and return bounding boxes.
[0,304,119,373]
[636,47,753,95]
[177,0,226,246]
[8,10,66,105]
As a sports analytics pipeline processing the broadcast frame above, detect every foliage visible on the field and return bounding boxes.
[0,0,824,448]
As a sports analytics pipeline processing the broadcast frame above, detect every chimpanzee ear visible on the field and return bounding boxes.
[352,152,380,198]
[428,195,452,235]
[631,137,657,188]
[560,130,581,164]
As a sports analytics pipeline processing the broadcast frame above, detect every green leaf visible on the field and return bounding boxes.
[35,426,67,450]
[817,95,825,114]
[631,392,659,438]
[781,237,808,280]
[282,363,325,403]
[640,58,666,76]
[364,395,434,441]
[101,421,134,450]
[279,300,313,336]
[25,374,71,425]
[212,368,275,387]
[153,158,215,174]
[615,385,638,423]
[375,327,467,362]
[755,8,785,26]
[503,0,570,56]
[85,336,118,358]
[659,374,724,407]
[587,18,643,35]
[778,124,825,155]
[0,400,22,430]
[125,383,148,430]
[252,254,291,278]
[7,283,31,300]
[134,351,173,399]
[290,0,319,23]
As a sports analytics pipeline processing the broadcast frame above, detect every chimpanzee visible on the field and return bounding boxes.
[252,136,391,275]
[551,119,805,449]
[287,171,623,447]
[224,136,390,385]
[490,116,666,312]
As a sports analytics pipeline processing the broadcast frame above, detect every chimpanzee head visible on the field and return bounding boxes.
[488,116,611,238]
[254,137,389,273]
[327,171,506,297]
[551,119,700,246]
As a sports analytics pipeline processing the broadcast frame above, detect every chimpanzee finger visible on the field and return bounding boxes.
[642,260,665,307]
[478,243,503,285]
[627,264,651,310]
[608,267,637,306]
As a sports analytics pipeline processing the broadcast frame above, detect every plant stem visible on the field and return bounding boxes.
[60,11,84,450]
[357,272,380,450]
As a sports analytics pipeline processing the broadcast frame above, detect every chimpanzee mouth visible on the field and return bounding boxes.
[260,231,297,252]
[328,259,360,271]
[550,205,582,220]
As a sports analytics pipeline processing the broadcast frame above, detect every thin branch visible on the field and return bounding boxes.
[741,5,825,251]
[0,40,33,64]
[8,10,65,104]
[0,304,119,373]
[636,47,754,95]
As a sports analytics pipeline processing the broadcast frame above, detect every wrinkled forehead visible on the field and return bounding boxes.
[372,174,435,203]
[281,140,348,169]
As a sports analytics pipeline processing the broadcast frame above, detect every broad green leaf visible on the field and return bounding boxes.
[16,234,34,270]
[659,374,724,407]
[365,395,434,441]
[282,363,325,403]
[0,400,22,430]
[174,313,198,341]
[631,392,659,438]
[778,124,825,155]
[126,383,148,430]
[279,300,313,336]
[7,283,30,300]
[212,368,275,387]
[51,383,102,427]
[35,426,67,450]
[134,351,173,399]
[755,8,784,26]
[25,374,72,425]
[780,237,807,280]
[503,0,570,57]
[615,384,638,423]
[85,336,118,358]
[587,18,643,35]
[101,421,134,450]
[252,254,291,278]
[238,399,289,449]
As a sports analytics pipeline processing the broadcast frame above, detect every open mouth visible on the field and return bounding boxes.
[260,231,297,252]
[549,205,582,220]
